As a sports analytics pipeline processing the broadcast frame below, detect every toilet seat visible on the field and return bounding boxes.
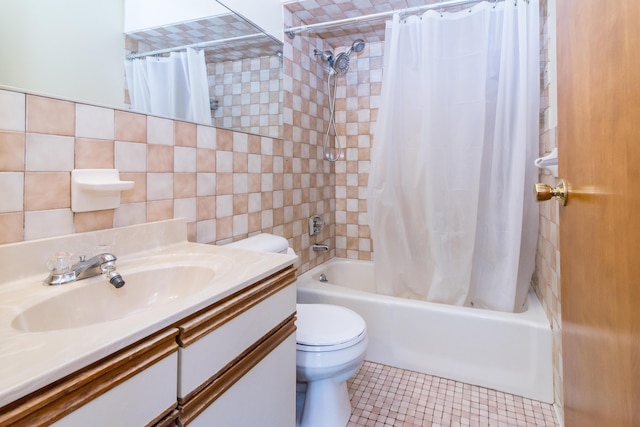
[296,304,367,352]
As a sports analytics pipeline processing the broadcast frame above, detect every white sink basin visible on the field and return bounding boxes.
[12,264,218,332]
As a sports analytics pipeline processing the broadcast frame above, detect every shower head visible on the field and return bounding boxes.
[333,39,367,75]
[313,39,366,75]
[333,52,351,74]
[347,39,366,55]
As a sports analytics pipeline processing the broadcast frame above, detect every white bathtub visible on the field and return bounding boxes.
[296,258,554,403]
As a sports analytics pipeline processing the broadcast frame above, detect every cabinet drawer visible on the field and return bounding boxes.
[178,280,296,398]
[0,328,178,427]
[53,352,178,427]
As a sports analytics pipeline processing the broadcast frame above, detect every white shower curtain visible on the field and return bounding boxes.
[367,1,539,312]
[125,48,211,124]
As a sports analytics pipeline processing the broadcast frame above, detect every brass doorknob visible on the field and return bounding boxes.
[534,179,568,206]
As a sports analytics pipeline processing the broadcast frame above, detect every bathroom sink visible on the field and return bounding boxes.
[12,264,219,332]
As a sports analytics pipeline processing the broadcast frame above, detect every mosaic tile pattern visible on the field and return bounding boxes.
[281,8,337,273]
[207,55,283,138]
[126,14,279,63]
[347,361,559,427]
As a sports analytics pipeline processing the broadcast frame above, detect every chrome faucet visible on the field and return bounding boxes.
[312,243,330,252]
[45,253,125,288]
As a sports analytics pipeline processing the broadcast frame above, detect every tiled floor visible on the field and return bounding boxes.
[347,361,559,427]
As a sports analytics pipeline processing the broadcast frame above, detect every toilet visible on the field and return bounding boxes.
[224,234,368,427]
[295,303,367,427]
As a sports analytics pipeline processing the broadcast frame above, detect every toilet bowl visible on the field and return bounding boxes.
[224,234,368,427]
[296,303,367,427]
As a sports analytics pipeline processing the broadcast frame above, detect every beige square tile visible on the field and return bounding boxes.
[115,110,147,143]
[196,172,216,197]
[216,194,233,218]
[233,194,248,215]
[248,212,261,233]
[147,173,173,200]
[147,116,174,146]
[24,209,74,240]
[248,134,261,153]
[0,90,26,132]
[175,121,197,147]
[146,200,173,222]
[216,216,233,241]
[76,104,114,140]
[196,125,216,149]
[196,219,216,243]
[217,129,233,151]
[174,173,197,198]
[26,95,75,136]
[115,141,147,172]
[247,173,262,193]
[196,196,216,221]
[174,198,197,222]
[0,131,25,171]
[75,138,114,169]
[233,152,248,173]
[147,144,174,172]
[0,212,23,244]
[74,210,114,233]
[120,173,147,203]
[216,151,233,173]
[232,214,248,237]
[25,133,75,172]
[197,148,216,172]
[114,202,146,227]
[24,172,70,211]
[233,173,248,194]
[174,146,197,172]
[216,173,233,195]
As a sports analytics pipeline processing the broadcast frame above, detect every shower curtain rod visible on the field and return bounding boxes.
[126,33,264,60]
[285,0,500,38]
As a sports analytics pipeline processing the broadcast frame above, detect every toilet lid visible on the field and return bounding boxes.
[296,304,366,347]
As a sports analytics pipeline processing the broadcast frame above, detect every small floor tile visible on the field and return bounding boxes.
[347,361,559,427]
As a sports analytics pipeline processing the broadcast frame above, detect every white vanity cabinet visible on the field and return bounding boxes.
[0,328,180,427]
[0,265,297,427]
[177,265,297,427]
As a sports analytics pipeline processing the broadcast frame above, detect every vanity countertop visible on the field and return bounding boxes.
[0,220,297,408]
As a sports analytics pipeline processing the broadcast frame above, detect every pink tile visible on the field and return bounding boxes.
[26,95,75,136]
[0,131,25,171]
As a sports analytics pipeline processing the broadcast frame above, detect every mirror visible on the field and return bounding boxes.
[0,0,283,138]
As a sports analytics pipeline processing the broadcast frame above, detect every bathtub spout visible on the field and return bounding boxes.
[312,243,330,252]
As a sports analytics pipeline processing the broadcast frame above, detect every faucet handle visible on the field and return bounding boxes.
[46,251,75,274]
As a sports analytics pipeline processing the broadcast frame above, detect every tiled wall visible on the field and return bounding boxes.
[532,0,562,417]
[0,88,321,275]
[332,41,383,261]
[281,9,336,273]
[208,55,283,139]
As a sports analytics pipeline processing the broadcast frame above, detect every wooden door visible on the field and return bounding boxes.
[556,1,640,426]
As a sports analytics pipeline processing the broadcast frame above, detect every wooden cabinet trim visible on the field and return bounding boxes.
[179,314,297,425]
[177,265,296,348]
[148,407,181,427]
[0,328,179,427]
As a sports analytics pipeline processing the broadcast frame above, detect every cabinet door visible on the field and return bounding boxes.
[188,334,296,427]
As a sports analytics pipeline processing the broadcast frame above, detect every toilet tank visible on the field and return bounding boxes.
[224,234,295,255]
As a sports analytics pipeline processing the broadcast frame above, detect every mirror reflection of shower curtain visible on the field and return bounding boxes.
[367,1,539,313]
[125,48,211,125]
